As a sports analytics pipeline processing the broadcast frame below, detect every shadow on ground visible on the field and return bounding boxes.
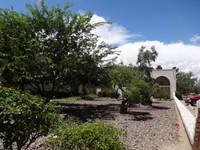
[152,105,170,110]
[58,100,170,123]
[127,111,153,121]
[59,103,120,123]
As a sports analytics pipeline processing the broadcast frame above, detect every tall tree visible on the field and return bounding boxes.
[137,46,158,81]
[0,1,117,100]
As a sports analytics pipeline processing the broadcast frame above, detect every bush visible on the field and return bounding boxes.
[82,94,98,100]
[110,91,120,99]
[46,121,126,150]
[98,91,110,97]
[0,86,60,150]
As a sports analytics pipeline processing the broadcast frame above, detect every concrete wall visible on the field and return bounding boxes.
[152,69,176,98]
[174,93,200,150]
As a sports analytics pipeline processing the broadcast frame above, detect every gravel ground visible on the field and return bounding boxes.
[59,98,180,150]
[107,100,180,150]
[1,98,180,150]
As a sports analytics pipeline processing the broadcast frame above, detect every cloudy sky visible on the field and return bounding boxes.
[1,0,200,77]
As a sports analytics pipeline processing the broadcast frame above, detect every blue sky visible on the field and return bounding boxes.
[1,0,200,77]
[73,0,200,44]
[1,0,200,44]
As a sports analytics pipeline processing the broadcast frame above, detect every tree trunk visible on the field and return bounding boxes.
[120,99,128,114]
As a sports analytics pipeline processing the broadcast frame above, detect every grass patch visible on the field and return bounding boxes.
[51,97,80,103]
[82,94,99,100]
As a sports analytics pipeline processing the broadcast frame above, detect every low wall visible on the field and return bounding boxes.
[174,93,200,150]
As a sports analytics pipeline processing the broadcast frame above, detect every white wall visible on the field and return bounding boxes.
[151,69,176,98]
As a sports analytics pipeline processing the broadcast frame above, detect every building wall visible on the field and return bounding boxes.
[151,69,176,98]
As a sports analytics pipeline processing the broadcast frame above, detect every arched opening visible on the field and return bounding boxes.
[155,76,170,97]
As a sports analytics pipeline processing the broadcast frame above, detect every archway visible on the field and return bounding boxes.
[155,76,170,97]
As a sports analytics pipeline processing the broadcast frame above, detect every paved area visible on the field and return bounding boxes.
[180,100,197,117]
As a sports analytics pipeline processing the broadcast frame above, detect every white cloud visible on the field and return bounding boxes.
[190,35,200,43]
[90,14,200,78]
[91,14,142,45]
[116,41,200,77]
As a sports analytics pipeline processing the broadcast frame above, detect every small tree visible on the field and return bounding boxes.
[0,86,60,150]
[110,45,159,114]
[110,65,150,113]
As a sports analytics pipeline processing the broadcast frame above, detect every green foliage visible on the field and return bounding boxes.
[194,80,200,94]
[110,65,138,90]
[98,91,111,97]
[137,46,158,81]
[46,121,126,150]
[0,1,117,100]
[51,97,80,104]
[110,65,151,103]
[0,86,60,150]
[151,83,162,99]
[160,94,170,100]
[82,94,99,100]
[126,76,152,105]
[176,71,197,95]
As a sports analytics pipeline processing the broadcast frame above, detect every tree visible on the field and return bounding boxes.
[0,8,31,89]
[0,1,117,100]
[176,71,197,95]
[109,46,159,113]
[0,86,60,150]
[194,79,200,94]
[136,46,159,101]
[137,46,158,81]
[156,65,162,69]
[110,65,151,113]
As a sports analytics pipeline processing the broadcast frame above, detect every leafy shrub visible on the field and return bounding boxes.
[110,92,120,99]
[98,91,112,97]
[161,94,170,100]
[82,94,98,100]
[0,86,60,150]
[46,121,126,150]
[151,83,162,99]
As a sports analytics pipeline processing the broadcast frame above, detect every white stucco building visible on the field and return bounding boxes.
[151,69,176,99]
